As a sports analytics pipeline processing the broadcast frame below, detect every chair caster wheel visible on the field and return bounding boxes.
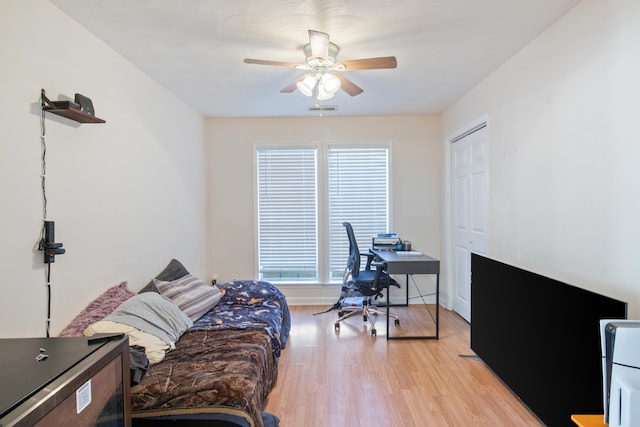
[363,315,368,322]
[338,311,344,317]
[335,323,340,330]
[371,328,377,336]
[395,319,400,326]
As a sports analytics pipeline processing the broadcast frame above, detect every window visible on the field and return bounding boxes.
[327,146,390,281]
[256,148,318,282]
[256,144,389,284]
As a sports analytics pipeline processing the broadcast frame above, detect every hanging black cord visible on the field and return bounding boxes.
[40,90,48,232]
[40,90,51,337]
[46,264,51,337]
[312,301,342,316]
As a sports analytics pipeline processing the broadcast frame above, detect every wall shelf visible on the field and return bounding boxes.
[41,89,105,124]
[43,105,106,123]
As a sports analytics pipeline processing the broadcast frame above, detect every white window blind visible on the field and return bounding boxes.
[256,148,318,282]
[328,146,389,281]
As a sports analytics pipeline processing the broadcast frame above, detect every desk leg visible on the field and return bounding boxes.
[386,284,390,338]
[405,274,409,305]
[436,273,439,340]
[386,272,440,341]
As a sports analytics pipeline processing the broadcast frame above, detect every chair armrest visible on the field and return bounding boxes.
[371,261,401,289]
[371,260,386,269]
[363,251,377,270]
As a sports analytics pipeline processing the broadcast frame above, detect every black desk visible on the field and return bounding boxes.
[371,249,440,340]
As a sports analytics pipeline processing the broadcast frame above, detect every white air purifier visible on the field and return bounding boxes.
[600,320,640,427]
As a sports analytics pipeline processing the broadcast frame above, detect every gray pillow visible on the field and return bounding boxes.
[139,259,190,294]
[154,274,223,322]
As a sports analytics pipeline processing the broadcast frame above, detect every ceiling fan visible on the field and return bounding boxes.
[244,30,397,100]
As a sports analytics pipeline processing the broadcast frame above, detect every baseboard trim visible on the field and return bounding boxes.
[284,296,339,306]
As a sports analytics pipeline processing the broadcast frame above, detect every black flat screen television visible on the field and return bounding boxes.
[470,253,628,427]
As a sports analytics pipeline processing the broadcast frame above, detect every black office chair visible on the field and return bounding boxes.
[334,222,400,336]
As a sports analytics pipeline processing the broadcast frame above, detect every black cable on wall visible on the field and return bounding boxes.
[39,91,53,337]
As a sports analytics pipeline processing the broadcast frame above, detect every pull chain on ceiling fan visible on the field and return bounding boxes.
[244,30,397,100]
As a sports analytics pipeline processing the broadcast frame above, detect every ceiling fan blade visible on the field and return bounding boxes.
[244,58,300,68]
[336,74,364,96]
[308,30,330,60]
[280,76,305,93]
[338,56,398,71]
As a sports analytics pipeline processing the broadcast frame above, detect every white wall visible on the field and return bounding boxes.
[442,0,640,318]
[6,0,634,335]
[205,116,442,305]
[0,0,208,337]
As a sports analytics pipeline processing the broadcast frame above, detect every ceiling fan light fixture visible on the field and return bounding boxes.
[316,88,334,101]
[297,73,316,97]
[316,83,336,101]
[320,73,341,94]
[309,30,329,60]
[244,29,391,99]
[303,42,340,68]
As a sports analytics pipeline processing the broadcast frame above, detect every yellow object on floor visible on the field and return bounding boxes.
[571,414,607,427]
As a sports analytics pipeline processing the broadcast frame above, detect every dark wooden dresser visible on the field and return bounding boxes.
[0,335,130,427]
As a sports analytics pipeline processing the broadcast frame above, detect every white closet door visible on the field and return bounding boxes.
[451,125,488,322]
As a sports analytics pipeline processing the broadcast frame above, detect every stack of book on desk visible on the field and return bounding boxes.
[372,233,400,250]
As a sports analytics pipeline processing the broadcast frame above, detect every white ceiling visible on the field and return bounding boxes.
[50,0,581,118]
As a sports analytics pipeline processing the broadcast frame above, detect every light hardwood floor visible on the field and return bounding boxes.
[264,305,543,427]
